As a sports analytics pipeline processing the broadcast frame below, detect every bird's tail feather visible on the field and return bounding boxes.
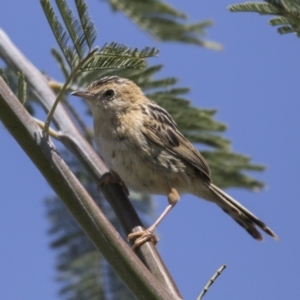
[206,184,278,241]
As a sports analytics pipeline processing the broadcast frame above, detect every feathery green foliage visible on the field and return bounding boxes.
[56,0,88,57]
[203,151,264,190]
[51,48,70,78]
[105,0,222,50]
[41,0,159,135]
[75,0,97,48]
[41,0,159,74]
[41,0,78,68]
[0,67,33,113]
[81,43,158,71]
[228,0,300,36]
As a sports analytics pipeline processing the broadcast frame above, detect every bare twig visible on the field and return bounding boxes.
[43,47,98,135]
[197,264,226,300]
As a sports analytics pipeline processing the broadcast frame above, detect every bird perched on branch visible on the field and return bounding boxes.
[72,76,278,248]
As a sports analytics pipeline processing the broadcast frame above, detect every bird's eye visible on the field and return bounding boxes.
[103,89,115,99]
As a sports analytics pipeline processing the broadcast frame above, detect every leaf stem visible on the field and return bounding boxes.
[43,47,98,136]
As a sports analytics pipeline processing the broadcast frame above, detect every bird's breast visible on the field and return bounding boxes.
[93,116,193,194]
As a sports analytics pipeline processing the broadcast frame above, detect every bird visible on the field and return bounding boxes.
[72,76,278,248]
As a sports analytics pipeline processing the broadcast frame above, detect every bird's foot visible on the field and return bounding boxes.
[128,227,159,250]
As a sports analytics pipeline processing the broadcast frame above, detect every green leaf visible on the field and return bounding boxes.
[105,0,222,50]
[81,43,159,71]
[75,0,97,49]
[269,16,290,26]
[109,0,187,19]
[203,150,265,190]
[41,0,78,68]
[228,3,280,14]
[228,1,300,37]
[56,0,87,57]
[277,25,297,34]
[0,67,34,114]
[139,77,178,90]
[51,48,70,78]
[98,43,159,58]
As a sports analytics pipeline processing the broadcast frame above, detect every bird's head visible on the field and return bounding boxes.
[72,76,145,117]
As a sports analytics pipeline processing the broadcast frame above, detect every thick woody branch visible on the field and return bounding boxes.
[0,29,182,299]
[0,77,180,300]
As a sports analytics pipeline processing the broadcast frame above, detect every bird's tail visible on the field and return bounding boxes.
[202,184,278,241]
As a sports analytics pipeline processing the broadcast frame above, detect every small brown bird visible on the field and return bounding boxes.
[72,76,278,248]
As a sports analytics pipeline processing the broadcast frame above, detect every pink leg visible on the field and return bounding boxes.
[128,188,180,250]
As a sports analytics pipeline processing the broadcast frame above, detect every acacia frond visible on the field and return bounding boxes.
[203,150,265,190]
[41,0,77,68]
[99,43,159,58]
[1,68,27,103]
[109,0,187,20]
[229,2,280,14]
[0,67,34,114]
[150,17,220,49]
[138,77,178,90]
[51,48,70,78]
[105,0,222,50]
[228,0,300,37]
[75,0,97,48]
[269,16,291,25]
[130,64,164,81]
[188,133,230,149]
[56,0,88,57]
[41,0,98,70]
[81,43,158,71]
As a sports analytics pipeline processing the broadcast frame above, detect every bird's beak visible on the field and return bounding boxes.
[71,90,94,100]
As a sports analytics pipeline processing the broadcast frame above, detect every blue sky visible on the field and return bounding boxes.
[0,1,299,299]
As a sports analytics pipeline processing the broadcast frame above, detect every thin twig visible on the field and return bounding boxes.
[34,117,62,139]
[197,264,226,300]
[43,47,98,136]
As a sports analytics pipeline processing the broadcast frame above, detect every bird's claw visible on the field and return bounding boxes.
[128,228,159,250]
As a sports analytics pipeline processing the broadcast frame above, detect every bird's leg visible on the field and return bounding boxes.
[128,187,180,250]
[98,170,129,196]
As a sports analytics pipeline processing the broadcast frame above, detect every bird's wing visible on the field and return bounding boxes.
[141,103,211,182]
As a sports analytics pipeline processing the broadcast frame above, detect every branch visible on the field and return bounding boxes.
[0,29,182,299]
[197,264,226,300]
[0,76,181,300]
